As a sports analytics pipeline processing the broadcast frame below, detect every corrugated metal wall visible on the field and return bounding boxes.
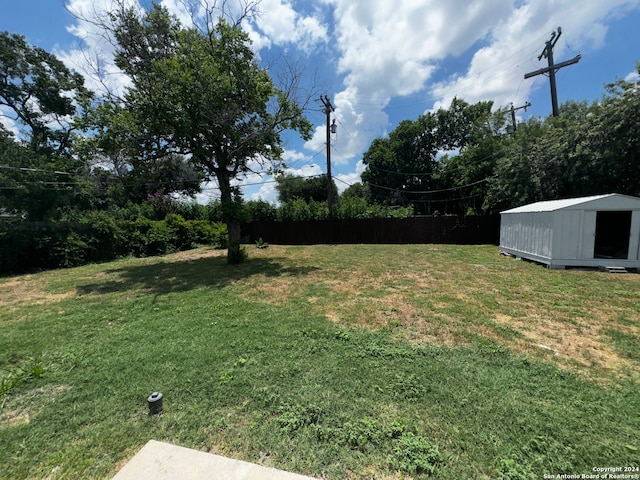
[500,212,553,258]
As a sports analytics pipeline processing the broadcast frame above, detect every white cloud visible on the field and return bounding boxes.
[285,163,323,177]
[242,22,273,51]
[160,0,194,26]
[249,182,277,202]
[0,108,21,137]
[625,70,640,83]
[248,0,328,52]
[335,159,366,193]
[312,0,513,166]
[282,149,308,164]
[60,0,329,95]
[429,0,640,110]
[61,0,139,97]
[195,179,219,204]
[333,0,510,96]
[304,86,389,166]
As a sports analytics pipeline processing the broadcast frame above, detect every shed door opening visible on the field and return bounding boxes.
[594,211,632,259]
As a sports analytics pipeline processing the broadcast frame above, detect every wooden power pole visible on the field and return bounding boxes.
[320,95,335,216]
[524,27,581,117]
[509,101,531,132]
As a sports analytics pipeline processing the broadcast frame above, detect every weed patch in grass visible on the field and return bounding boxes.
[388,432,444,476]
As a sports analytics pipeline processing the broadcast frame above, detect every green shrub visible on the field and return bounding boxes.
[0,225,31,272]
[0,357,46,398]
[277,199,329,221]
[335,196,370,219]
[339,418,382,449]
[193,220,227,248]
[0,216,227,274]
[274,198,414,221]
[118,218,153,257]
[245,200,277,221]
[53,231,88,268]
[165,214,195,250]
[164,214,227,250]
[116,217,172,257]
[81,211,123,261]
[276,403,323,433]
[146,220,176,256]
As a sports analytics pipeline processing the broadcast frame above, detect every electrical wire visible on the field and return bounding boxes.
[411,192,482,204]
[366,176,492,195]
[366,164,435,177]
[0,164,75,175]
[364,148,504,178]
[333,176,354,188]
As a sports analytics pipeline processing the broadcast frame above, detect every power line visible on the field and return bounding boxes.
[367,164,436,177]
[333,176,354,188]
[199,172,327,192]
[411,192,483,204]
[0,164,75,175]
[0,182,79,190]
[365,148,505,178]
[329,145,354,167]
[366,176,492,195]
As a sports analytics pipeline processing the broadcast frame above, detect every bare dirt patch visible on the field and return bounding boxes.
[491,313,633,375]
[0,384,71,428]
[0,277,75,311]
[239,276,299,305]
[168,247,226,263]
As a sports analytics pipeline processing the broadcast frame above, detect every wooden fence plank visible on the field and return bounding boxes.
[241,216,499,245]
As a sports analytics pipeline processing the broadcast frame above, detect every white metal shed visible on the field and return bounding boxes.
[500,193,640,269]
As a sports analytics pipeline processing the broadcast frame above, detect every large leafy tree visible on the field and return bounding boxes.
[361,98,495,214]
[101,3,311,263]
[437,106,509,214]
[482,117,548,212]
[0,32,93,220]
[594,65,640,195]
[361,117,438,211]
[0,32,91,156]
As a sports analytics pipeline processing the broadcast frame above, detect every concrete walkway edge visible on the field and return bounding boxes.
[112,440,318,480]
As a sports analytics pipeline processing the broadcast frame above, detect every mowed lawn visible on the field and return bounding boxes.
[1,244,639,479]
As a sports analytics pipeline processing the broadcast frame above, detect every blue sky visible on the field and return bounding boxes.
[2,0,640,204]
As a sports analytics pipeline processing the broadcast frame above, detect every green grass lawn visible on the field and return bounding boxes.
[1,245,639,479]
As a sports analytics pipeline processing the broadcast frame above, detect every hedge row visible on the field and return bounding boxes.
[0,213,227,274]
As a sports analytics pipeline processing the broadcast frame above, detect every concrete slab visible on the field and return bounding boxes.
[112,440,318,480]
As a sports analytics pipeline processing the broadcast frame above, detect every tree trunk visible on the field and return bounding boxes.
[226,217,244,264]
[218,171,245,264]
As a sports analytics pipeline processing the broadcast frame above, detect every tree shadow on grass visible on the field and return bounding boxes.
[75,253,320,298]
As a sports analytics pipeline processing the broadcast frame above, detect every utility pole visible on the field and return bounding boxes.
[320,95,335,217]
[509,101,531,132]
[524,27,581,117]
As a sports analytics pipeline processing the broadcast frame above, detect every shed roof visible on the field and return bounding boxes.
[501,193,640,214]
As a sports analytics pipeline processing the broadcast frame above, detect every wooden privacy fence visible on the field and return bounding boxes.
[242,215,500,245]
